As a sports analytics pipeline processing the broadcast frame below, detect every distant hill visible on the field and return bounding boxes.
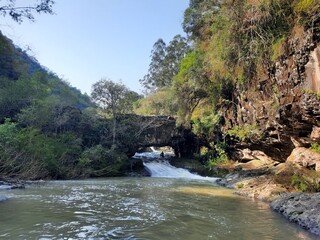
[0,30,93,121]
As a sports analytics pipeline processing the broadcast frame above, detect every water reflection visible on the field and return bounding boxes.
[0,178,317,239]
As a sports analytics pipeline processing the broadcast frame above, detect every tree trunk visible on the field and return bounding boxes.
[112,115,116,145]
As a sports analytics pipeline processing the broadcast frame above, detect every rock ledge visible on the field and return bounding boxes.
[271,193,320,236]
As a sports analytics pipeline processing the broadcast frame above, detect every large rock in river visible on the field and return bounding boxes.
[271,193,320,236]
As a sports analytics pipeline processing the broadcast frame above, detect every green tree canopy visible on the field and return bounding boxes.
[91,79,140,144]
[140,35,190,92]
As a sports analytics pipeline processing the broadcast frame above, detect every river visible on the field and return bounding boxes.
[0,159,317,239]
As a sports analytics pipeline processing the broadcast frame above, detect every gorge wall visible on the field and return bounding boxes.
[222,26,320,164]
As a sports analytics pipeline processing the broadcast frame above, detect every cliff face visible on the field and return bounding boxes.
[222,26,320,163]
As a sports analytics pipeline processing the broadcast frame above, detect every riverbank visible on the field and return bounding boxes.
[214,152,320,237]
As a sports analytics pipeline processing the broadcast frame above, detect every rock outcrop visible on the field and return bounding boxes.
[286,147,320,171]
[217,148,288,201]
[221,27,320,164]
[271,193,320,236]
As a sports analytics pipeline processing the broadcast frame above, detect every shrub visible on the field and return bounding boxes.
[227,124,261,142]
[80,145,128,177]
[291,172,320,192]
[310,143,320,154]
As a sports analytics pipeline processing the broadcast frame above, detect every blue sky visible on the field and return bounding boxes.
[1,0,189,94]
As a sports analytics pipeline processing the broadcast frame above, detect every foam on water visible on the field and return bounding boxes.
[134,149,217,181]
[143,160,218,181]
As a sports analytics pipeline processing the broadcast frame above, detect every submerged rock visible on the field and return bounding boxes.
[0,195,8,202]
[0,180,25,190]
[271,193,320,236]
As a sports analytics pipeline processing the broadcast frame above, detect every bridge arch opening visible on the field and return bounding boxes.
[136,146,175,157]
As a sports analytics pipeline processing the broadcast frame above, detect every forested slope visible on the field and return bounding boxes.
[0,31,134,179]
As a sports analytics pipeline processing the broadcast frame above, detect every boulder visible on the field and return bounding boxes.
[234,175,288,201]
[237,148,277,163]
[271,193,320,236]
[287,147,320,171]
[236,149,278,170]
[311,126,320,141]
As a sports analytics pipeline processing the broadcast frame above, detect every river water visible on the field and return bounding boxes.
[0,159,317,239]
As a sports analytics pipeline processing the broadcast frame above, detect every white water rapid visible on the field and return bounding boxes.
[143,160,217,181]
[133,149,218,181]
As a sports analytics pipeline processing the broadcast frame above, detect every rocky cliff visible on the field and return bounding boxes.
[222,25,320,166]
[216,22,320,236]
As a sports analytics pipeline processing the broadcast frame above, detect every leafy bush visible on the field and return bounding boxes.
[192,113,221,140]
[194,142,229,171]
[227,124,261,142]
[80,145,128,177]
[134,88,175,116]
[271,36,286,61]
[291,172,320,192]
[310,143,320,154]
[293,1,320,29]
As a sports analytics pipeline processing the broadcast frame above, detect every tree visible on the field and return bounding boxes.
[173,50,210,126]
[0,0,54,23]
[140,35,190,92]
[183,0,221,40]
[140,38,166,92]
[91,79,137,144]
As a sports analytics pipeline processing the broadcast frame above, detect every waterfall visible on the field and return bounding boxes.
[133,149,218,181]
[143,160,218,181]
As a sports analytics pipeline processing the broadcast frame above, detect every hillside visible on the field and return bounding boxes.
[0,31,134,179]
[0,31,92,120]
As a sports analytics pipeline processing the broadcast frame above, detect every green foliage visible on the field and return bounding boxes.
[293,0,320,25]
[291,174,308,192]
[227,124,261,142]
[192,113,220,140]
[207,142,228,167]
[291,173,320,192]
[80,145,128,177]
[0,32,138,180]
[310,143,320,154]
[91,79,137,117]
[183,0,221,40]
[140,35,190,91]
[134,88,175,116]
[173,50,211,126]
[91,79,141,144]
[195,142,228,170]
[272,37,286,61]
[237,183,244,189]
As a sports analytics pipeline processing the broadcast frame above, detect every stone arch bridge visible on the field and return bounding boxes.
[122,115,201,157]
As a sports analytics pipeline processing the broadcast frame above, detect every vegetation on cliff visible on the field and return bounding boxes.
[136,0,320,178]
